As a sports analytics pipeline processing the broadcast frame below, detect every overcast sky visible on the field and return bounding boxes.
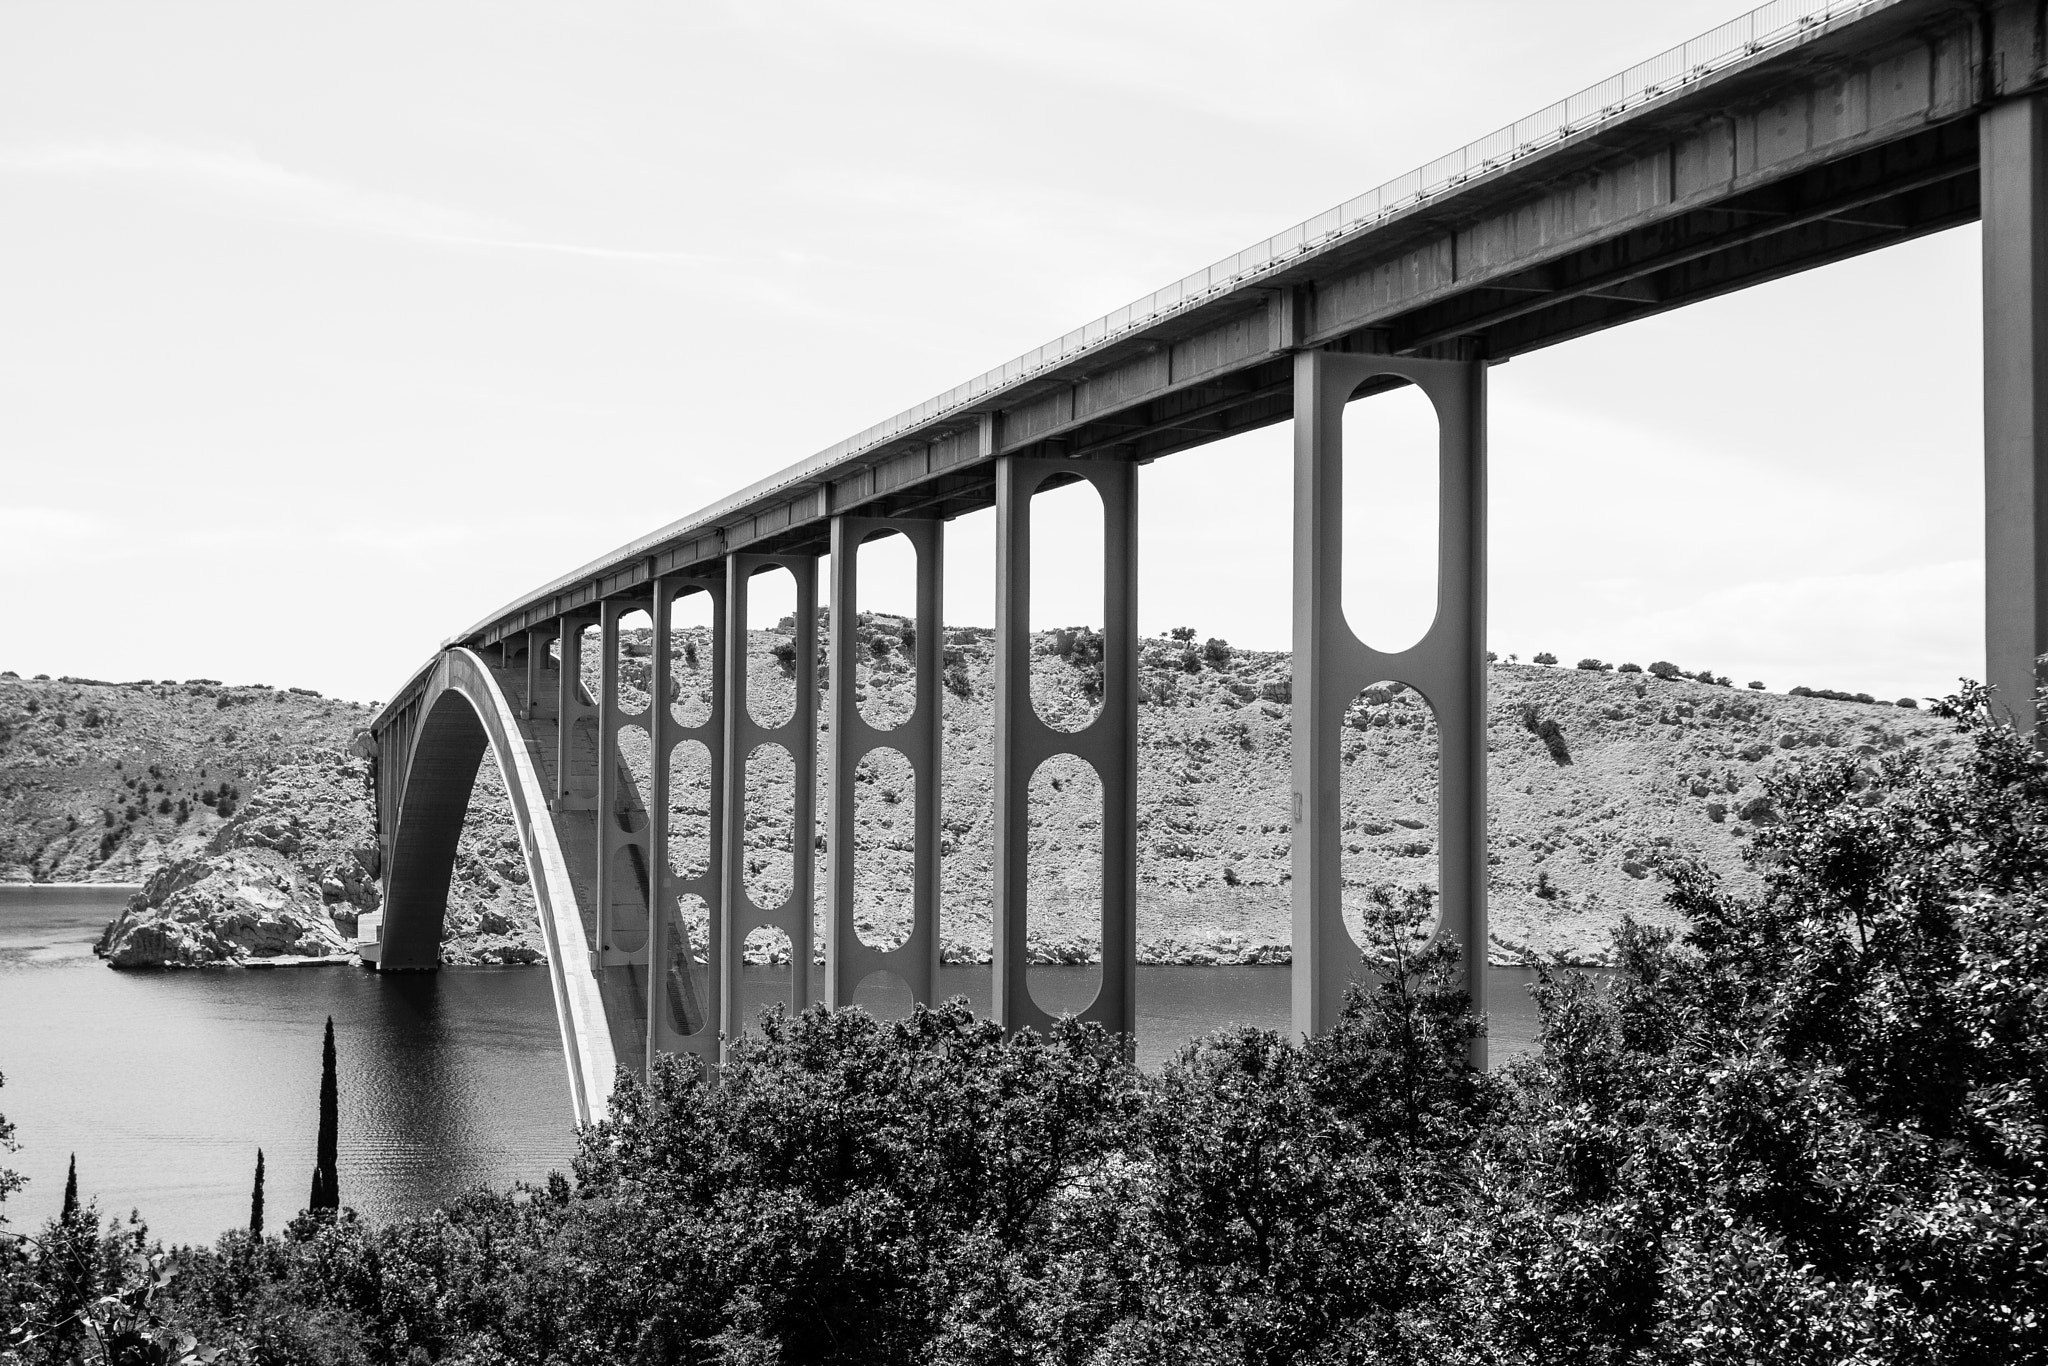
[1,1,1981,706]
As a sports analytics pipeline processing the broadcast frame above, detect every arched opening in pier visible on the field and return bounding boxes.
[1338,681,1442,965]
[850,745,915,952]
[1342,379,1440,656]
[668,587,716,730]
[741,742,796,910]
[852,529,920,732]
[745,563,800,730]
[666,739,713,883]
[1025,752,1103,1017]
[1029,475,1106,734]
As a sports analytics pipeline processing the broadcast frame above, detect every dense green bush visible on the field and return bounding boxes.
[5,686,2046,1363]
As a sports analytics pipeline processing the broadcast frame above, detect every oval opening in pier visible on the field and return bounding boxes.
[668,588,716,730]
[746,564,800,730]
[666,739,713,881]
[1028,474,1107,734]
[742,743,796,910]
[1341,379,1440,655]
[850,746,916,950]
[661,892,710,1036]
[1025,752,1103,1017]
[853,529,919,733]
[613,607,653,715]
[1338,681,1442,965]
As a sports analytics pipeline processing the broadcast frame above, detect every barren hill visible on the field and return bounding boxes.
[0,635,1953,969]
[624,620,1951,966]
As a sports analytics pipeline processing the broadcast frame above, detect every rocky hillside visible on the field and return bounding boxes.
[622,619,1952,966]
[3,635,1954,971]
[0,673,370,882]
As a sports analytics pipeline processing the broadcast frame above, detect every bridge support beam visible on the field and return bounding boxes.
[991,456,1139,1038]
[720,552,819,1050]
[648,575,725,1065]
[1290,350,1487,1064]
[826,516,945,1010]
[1983,92,2048,735]
[595,601,654,1072]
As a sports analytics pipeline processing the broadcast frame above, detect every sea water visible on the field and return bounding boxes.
[1,885,1552,1245]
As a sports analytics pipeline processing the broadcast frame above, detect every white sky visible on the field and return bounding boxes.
[0,1,1982,705]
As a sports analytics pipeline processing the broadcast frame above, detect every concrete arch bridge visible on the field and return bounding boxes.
[367,0,2048,1124]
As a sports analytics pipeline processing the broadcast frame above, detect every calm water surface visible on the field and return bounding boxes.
[2,886,1546,1246]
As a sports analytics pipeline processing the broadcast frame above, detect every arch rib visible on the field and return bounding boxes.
[378,647,618,1126]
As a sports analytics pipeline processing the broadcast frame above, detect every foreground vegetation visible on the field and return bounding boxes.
[3,685,2044,1364]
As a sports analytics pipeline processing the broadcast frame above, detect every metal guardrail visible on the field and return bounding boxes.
[450,0,1897,651]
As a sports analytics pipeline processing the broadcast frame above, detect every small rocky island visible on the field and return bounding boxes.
[93,751,543,969]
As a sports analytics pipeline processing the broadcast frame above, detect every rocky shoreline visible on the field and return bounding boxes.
[91,751,543,969]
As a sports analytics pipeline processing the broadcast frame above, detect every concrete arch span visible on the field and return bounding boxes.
[375,647,621,1126]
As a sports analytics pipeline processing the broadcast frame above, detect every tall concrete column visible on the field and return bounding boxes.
[825,516,945,1009]
[596,599,654,969]
[1983,93,2048,734]
[1291,350,1488,1064]
[648,575,724,1066]
[719,552,819,1052]
[991,457,1138,1039]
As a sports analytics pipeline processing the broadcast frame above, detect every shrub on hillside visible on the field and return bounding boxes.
[1648,660,1680,679]
[1575,658,1609,671]
[1532,652,1558,666]
[1202,637,1233,670]
[1618,662,1643,673]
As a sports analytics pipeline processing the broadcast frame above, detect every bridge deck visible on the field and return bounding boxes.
[420,0,1999,671]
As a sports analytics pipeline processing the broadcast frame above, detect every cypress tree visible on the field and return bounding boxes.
[308,1016,339,1213]
[249,1148,265,1236]
[60,1153,76,1220]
